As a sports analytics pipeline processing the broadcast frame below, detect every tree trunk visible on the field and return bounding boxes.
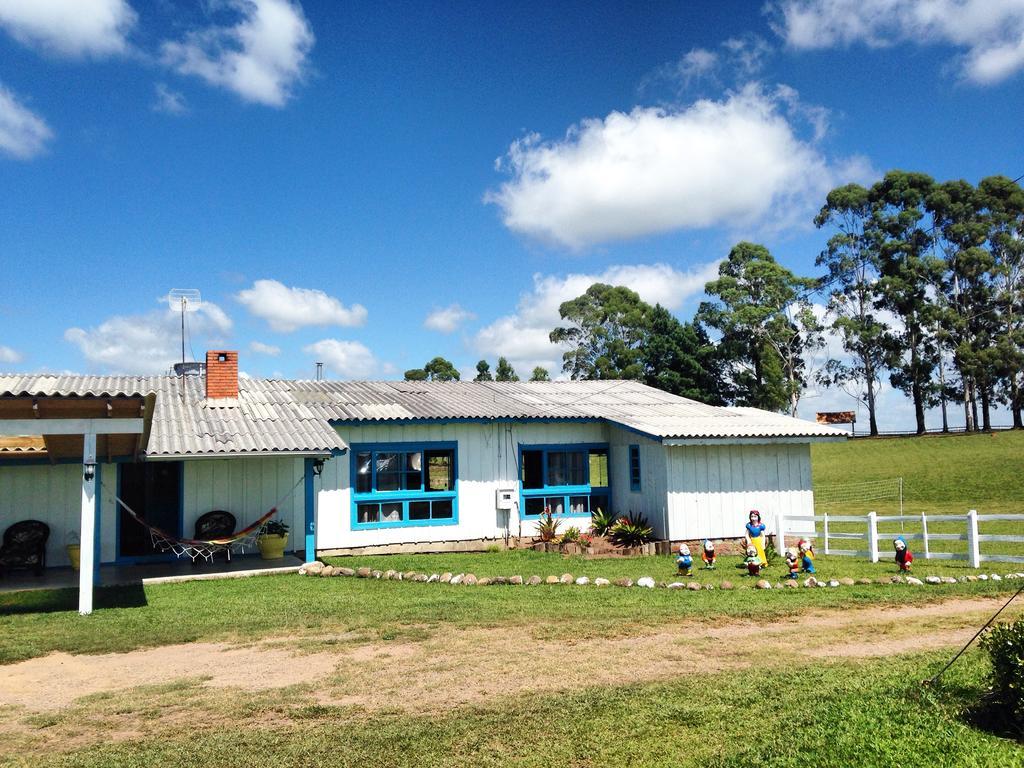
[911,345,926,435]
[1011,376,1023,429]
[970,384,979,433]
[963,376,975,432]
[864,357,879,436]
[938,354,949,433]
[980,386,992,432]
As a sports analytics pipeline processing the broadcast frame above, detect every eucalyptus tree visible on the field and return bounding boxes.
[814,183,889,435]
[495,356,519,382]
[979,175,1024,428]
[642,304,724,404]
[474,359,493,381]
[697,242,821,415]
[405,356,461,381]
[870,171,944,434]
[529,366,551,381]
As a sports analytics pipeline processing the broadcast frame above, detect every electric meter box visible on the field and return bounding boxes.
[495,487,516,510]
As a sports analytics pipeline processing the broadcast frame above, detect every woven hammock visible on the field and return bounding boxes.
[106,472,304,563]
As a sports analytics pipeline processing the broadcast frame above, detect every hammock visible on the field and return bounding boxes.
[107,472,304,563]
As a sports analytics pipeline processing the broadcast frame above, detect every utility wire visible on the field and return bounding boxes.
[925,580,1024,686]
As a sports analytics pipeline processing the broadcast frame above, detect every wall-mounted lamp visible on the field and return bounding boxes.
[312,458,326,476]
[83,462,96,482]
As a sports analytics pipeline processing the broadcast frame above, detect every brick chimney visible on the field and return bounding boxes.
[205,350,238,399]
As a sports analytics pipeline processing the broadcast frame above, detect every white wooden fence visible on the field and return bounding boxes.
[775,510,1024,568]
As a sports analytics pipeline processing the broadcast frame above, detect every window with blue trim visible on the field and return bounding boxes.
[520,445,610,517]
[629,445,641,492]
[351,443,457,528]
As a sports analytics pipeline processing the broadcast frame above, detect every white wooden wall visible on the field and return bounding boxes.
[0,462,118,567]
[608,426,669,538]
[181,456,305,551]
[315,421,611,550]
[664,442,814,541]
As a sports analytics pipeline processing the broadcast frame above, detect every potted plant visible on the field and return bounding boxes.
[66,531,81,571]
[257,520,290,560]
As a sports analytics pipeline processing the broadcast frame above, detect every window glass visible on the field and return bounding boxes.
[408,501,430,520]
[547,451,567,486]
[568,451,586,485]
[569,496,589,514]
[589,449,608,487]
[522,450,543,489]
[356,452,372,494]
[376,452,402,491]
[629,446,641,490]
[431,498,454,519]
[546,496,565,515]
[425,450,454,491]
[590,493,609,515]
[524,496,545,516]
[381,502,402,522]
[357,503,379,524]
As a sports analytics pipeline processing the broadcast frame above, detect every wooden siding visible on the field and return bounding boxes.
[664,442,813,540]
[316,421,611,550]
[608,427,669,538]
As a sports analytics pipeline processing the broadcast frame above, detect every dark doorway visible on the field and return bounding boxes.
[118,462,183,558]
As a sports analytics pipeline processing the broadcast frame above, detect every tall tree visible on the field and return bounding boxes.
[978,175,1024,428]
[698,242,821,415]
[495,357,519,381]
[871,171,944,434]
[927,179,997,430]
[474,359,493,381]
[529,366,550,381]
[406,357,460,381]
[549,284,652,380]
[642,304,723,404]
[814,183,889,436]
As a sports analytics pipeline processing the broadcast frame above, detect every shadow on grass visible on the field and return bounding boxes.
[0,584,148,615]
[965,693,1024,743]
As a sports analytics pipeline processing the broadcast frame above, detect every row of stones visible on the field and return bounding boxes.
[297,561,1024,590]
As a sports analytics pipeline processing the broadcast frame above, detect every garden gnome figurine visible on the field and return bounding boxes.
[785,548,799,580]
[744,546,762,576]
[798,538,816,574]
[677,543,694,576]
[894,536,914,572]
[701,539,716,570]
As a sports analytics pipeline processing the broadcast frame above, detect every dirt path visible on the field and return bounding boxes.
[1,596,1017,715]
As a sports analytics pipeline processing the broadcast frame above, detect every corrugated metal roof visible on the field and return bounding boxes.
[0,375,846,454]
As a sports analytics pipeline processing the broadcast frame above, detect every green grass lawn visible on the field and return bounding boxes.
[1,549,1020,665]
[6,648,1019,768]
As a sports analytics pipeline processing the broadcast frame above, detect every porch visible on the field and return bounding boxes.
[0,553,304,594]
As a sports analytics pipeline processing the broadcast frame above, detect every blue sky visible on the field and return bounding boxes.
[1,0,1023,430]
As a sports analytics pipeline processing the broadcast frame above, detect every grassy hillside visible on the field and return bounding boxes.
[812,430,1024,515]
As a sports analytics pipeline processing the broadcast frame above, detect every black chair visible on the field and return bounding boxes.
[194,510,236,540]
[0,520,50,576]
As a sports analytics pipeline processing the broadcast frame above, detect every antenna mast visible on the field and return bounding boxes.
[167,289,202,366]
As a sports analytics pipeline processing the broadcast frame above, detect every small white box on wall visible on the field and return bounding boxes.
[495,487,516,510]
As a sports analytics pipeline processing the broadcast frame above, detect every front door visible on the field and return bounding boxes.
[118,462,183,558]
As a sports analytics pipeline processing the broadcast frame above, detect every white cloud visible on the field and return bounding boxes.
[0,84,53,160]
[236,279,367,333]
[160,0,314,107]
[0,0,135,57]
[303,339,379,379]
[424,304,475,334]
[473,261,720,375]
[0,344,22,364]
[152,83,187,115]
[486,84,863,249]
[249,340,280,356]
[768,0,1024,84]
[64,302,233,374]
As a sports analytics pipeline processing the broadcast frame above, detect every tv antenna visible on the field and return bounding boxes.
[167,289,202,365]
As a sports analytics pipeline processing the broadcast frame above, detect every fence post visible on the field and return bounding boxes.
[823,512,830,555]
[868,511,879,563]
[775,511,786,553]
[967,509,980,569]
[921,512,930,559]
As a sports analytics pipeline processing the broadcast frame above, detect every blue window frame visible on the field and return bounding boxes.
[350,442,458,529]
[629,444,641,492]
[519,443,610,518]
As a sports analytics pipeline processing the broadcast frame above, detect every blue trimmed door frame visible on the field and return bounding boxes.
[303,458,316,563]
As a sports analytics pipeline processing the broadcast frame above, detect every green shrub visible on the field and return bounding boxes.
[536,509,561,542]
[260,520,290,536]
[590,507,616,537]
[560,526,581,544]
[609,513,653,548]
[980,618,1024,737]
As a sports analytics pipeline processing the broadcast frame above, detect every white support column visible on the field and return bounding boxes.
[967,509,980,569]
[867,510,879,563]
[823,512,830,555]
[775,511,786,553]
[79,430,97,616]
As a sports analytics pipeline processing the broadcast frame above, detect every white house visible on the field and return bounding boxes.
[0,350,845,585]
